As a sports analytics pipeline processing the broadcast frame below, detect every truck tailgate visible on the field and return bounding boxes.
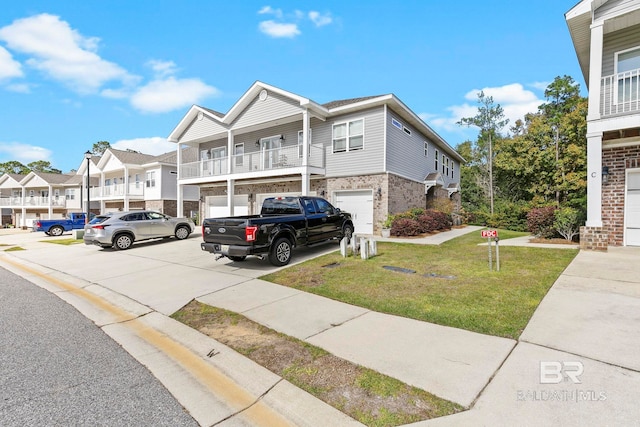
[203,218,249,245]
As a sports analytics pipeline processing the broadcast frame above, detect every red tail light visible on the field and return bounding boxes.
[92,225,105,229]
[245,225,258,242]
[35,221,41,228]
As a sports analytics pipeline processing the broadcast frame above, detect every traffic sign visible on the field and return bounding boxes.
[481,229,498,238]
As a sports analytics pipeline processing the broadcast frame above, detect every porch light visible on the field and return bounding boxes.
[255,140,260,147]
[602,166,610,184]
[279,134,285,142]
[376,187,382,200]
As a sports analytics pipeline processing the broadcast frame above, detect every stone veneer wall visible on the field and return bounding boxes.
[601,144,640,246]
[326,174,388,234]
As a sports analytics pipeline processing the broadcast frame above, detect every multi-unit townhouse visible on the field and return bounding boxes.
[169,81,463,235]
[566,0,640,249]
[0,171,93,228]
[78,148,199,218]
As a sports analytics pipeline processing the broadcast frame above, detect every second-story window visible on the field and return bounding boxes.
[435,149,439,171]
[234,143,244,167]
[332,119,364,153]
[146,171,156,188]
[65,189,75,200]
[616,46,640,102]
[424,141,428,157]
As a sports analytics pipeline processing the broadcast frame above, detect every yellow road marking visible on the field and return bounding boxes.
[0,256,293,427]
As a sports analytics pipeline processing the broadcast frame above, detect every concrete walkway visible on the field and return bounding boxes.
[1,227,639,425]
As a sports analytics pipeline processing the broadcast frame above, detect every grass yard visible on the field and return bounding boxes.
[41,238,83,246]
[262,230,578,339]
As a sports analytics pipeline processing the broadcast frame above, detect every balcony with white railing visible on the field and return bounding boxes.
[601,69,640,116]
[0,196,67,207]
[90,182,145,199]
[179,144,326,180]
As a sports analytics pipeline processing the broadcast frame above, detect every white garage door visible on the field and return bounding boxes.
[334,190,374,235]
[626,171,640,246]
[207,195,248,218]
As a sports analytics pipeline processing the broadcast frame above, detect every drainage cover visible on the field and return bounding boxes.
[423,272,456,279]
[383,266,416,274]
[322,262,341,268]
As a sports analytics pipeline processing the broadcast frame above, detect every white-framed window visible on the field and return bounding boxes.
[435,149,439,171]
[134,173,141,189]
[297,129,312,158]
[424,141,428,157]
[146,171,156,188]
[446,157,450,177]
[53,189,60,199]
[451,163,455,179]
[442,154,445,175]
[29,190,35,197]
[200,149,210,170]
[391,118,402,130]
[105,178,111,187]
[234,143,244,166]
[65,189,75,200]
[333,118,364,153]
[616,46,640,103]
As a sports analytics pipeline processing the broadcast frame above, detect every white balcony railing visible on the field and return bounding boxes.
[0,196,66,207]
[90,183,145,199]
[180,144,325,180]
[601,69,640,116]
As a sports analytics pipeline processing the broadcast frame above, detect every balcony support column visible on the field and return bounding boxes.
[587,21,604,121]
[123,166,130,212]
[302,110,310,195]
[227,179,235,216]
[48,184,53,219]
[177,143,184,217]
[586,131,603,228]
[227,130,234,175]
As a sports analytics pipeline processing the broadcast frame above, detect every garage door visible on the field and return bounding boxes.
[207,195,248,218]
[334,190,373,235]
[626,171,640,246]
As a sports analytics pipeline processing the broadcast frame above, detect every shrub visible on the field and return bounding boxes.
[391,218,422,236]
[554,207,581,241]
[427,198,456,214]
[527,206,557,238]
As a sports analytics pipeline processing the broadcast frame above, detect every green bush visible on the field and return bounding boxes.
[554,207,581,241]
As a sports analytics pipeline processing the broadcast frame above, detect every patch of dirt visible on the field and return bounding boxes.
[173,300,462,426]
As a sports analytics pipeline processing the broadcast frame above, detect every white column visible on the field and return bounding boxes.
[586,131,603,227]
[227,130,234,175]
[176,143,184,218]
[587,21,604,121]
[123,166,130,212]
[227,179,235,216]
[301,110,310,195]
[47,184,53,218]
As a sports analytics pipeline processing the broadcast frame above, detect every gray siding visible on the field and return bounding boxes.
[386,111,459,187]
[603,23,640,76]
[179,115,227,143]
[232,91,302,130]
[160,165,178,199]
[317,107,385,177]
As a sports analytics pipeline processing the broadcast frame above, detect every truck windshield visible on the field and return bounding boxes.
[261,198,302,215]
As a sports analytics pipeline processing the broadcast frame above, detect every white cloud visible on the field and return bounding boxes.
[130,77,219,113]
[6,83,30,93]
[424,83,544,137]
[0,142,52,163]
[0,45,23,80]
[258,6,283,18]
[258,20,301,38]
[529,81,550,91]
[112,137,175,155]
[309,11,332,27]
[0,13,138,93]
[147,59,178,79]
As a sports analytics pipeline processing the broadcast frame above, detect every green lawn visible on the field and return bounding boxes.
[261,230,578,339]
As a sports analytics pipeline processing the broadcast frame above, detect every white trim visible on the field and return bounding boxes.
[603,137,640,149]
[391,117,402,130]
[614,45,640,75]
[424,141,429,157]
[383,104,388,173]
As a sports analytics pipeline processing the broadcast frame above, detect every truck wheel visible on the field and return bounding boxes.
[49,226,64,237]
[113,234,133,250]
[269,238,292,266]
[342,224,354,244]
[174,225,190,240]
[228,256,247,262]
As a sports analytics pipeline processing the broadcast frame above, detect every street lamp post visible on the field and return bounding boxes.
[85,151,92,224]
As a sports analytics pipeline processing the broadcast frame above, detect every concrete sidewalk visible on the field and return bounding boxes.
[2,227,639,425]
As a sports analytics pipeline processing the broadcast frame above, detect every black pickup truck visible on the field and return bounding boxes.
[200,196,354,266]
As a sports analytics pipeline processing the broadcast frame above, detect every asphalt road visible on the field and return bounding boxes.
[0,266,198,426]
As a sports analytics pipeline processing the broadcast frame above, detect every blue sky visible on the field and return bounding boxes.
[0,1,584,173]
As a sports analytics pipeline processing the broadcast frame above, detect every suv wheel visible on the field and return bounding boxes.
[113,234,133,250]
[175,225,190,240]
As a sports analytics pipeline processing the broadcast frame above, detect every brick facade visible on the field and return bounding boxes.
[198,172,457,235]
[601,144,640,246]
[580,226,608,251]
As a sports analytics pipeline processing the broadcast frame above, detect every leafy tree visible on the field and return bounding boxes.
[27,160,62,174]
[92,141,111,156]
[457,91,509,214]
[0,161,30,175]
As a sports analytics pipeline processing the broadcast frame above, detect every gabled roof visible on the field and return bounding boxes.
[168,81,463,162]
[20,171,76,186]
